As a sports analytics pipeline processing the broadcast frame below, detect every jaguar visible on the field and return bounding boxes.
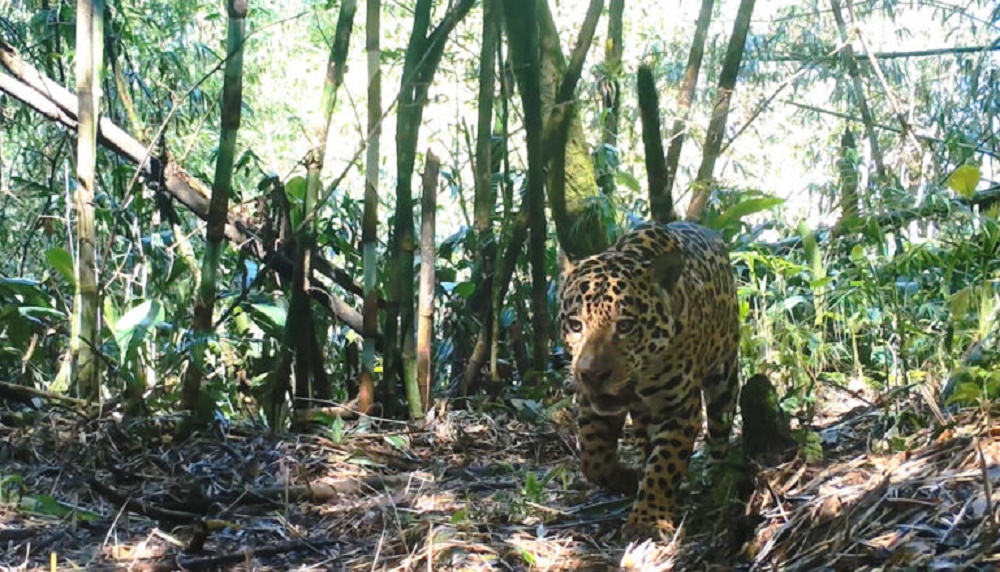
[558,221,740,532]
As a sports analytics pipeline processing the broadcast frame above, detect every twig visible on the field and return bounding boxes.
[89,478,202,526]
[0,380,88,408]
[844,2,923,152]
[0,528,39,542]
[975,436,997,549]
[722,35,852,156]
[85,538,340,572]
[764,478,790,523]
[426,522,434,572]
[757,43,1000,62]
[781,99,1000,160]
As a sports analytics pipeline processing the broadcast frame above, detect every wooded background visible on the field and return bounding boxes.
[0,0,998,426]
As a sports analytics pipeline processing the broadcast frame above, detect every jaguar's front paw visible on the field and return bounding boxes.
[622,512,677,541]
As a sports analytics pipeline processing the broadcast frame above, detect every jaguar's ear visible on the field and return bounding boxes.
[649,250,684,295]
[558,249,576,277]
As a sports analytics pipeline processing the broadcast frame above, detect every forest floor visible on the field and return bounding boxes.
[1,384,999,571]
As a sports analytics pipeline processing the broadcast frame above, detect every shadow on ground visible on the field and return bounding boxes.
[0,393,997,570]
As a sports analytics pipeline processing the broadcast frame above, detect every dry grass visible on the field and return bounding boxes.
[0,393,997,571]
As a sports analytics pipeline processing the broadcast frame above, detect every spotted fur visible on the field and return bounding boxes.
[558,222,740,532]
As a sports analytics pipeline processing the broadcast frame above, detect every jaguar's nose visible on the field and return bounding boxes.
[579,367,613,388]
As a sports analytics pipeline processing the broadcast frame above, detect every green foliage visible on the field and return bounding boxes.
[383,434,412,452]
[0,0,998,427]
[509,397,546,421]
[797,430,823,463]
[45,249,75,285]
[110,300,164,364]
[450,506,469,525]
[947,165,981,199]
[521,470,547,503]
[21,494,101,521]
[0,473,24,504]
[945,366,1000,406]
[735,183,1000,424]
[701,191,786,240]
[244,302,287,338]
[328,414,346,444]
[511,546,537,567]
[0,278,65,383]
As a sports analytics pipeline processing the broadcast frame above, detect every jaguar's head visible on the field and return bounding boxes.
[558,248,684,416]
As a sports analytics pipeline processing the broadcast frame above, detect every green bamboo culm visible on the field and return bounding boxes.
[68,0,105,401]
[181,0,247,415]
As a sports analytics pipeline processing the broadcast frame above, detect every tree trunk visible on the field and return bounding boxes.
[360,0,381,414]
[664,0,715,200]
[182,0,247,414]
[461,0,499,395]
[490,48,516,389]
[383,0,430,415]
[39,0,65,82]
[504,0,549,386]
[835,128,859,231]
[269,0,355,417]
[601,0,624,151]
[265,13,348,418]
[637,65,672,223]
[844,2,921,155]
[829,0,886,181]
[415,151,439,416]
[488,179,531,384]
[595,0,624,196]
[533,0,609,261]
[384,0,474,415]
[686,0,756,221]
[542,0,604,261]
[71,0,103,402]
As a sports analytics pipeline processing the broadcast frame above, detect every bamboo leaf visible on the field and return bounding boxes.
[46,248,75,285]
[713,196,785,229]
[947,165,980,199]
[113,300,164,361]
[246,302,287,336]
[615,170,641,193]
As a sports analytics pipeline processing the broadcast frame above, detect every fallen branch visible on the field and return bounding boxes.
[0,528,40,542]
[0,380,88,409]
[212,475,418,507]
[290,403,361,423]
[176,538,340,571]
[89,478,203,526]
[85,538,340,572]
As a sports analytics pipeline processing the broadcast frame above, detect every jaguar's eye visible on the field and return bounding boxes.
[566,317,584,333]
[616,318,636,335]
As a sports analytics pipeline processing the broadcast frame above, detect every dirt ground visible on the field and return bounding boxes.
[1,388,998,571]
